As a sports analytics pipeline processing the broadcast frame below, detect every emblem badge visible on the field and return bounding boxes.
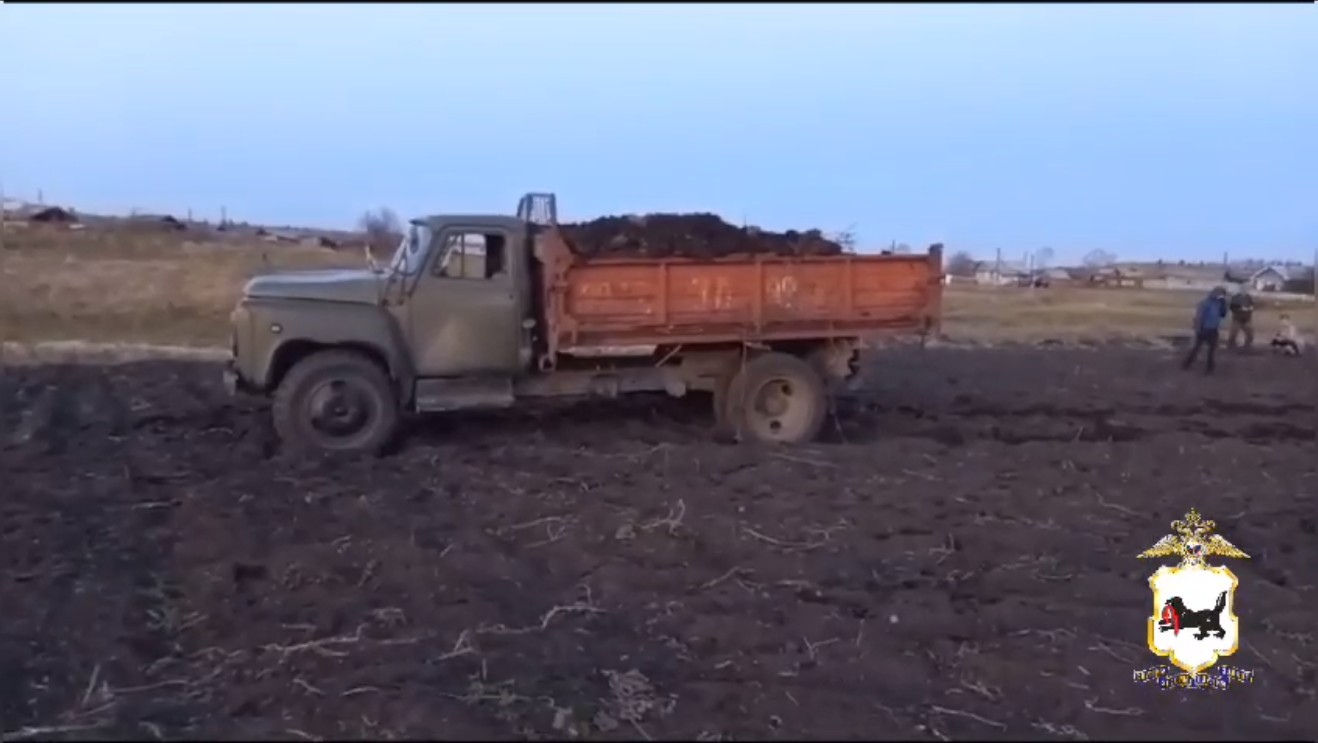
[1133,508,1255,689]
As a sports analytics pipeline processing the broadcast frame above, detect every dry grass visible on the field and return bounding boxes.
[2,227,1313,350]
[942,282,1315,342]
[1,226,357,346]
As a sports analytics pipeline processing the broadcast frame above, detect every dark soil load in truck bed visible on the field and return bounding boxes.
[558,213,845,259]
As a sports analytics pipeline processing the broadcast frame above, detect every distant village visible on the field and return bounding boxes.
[0,198,370,251]
[4,196,1313,298]
[948,255,1314,297]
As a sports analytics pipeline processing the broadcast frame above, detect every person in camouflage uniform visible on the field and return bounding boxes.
[1227,289,1255,350]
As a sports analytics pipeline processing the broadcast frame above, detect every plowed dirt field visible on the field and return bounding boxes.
[3,346,1314,740]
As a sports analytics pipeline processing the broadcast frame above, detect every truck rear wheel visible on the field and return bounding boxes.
[724,352,828,444]
[272,349,400,456]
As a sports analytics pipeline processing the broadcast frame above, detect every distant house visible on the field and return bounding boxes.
[1144,275,1220,292]
[259,229,302,244]
[1281,266,1315,295]
[1249,265,1289,292]
[0,205,82,230]
[972,260,1029,286]
[1223,268,1252,284]
[125,213,187,232]
[29,206,78,224]
[1089,266,1145,289]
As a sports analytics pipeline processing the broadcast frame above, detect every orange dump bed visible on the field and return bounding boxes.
[537,232,943,352]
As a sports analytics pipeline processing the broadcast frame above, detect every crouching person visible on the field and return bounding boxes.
[1271,314,1303,356]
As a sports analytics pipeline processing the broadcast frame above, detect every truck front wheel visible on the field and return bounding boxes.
[271,349,400,455]
[724,352,828,444]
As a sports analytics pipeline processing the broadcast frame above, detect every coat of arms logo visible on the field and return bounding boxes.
[1132,508,1255,690]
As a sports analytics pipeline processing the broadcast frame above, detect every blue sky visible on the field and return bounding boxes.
[1,3,1313,264]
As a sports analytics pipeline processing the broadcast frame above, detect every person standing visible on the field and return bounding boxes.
[1182,287,1228,373]
[1227,289,1256,350]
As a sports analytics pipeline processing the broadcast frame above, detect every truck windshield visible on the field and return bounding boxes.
[389,223,432,276]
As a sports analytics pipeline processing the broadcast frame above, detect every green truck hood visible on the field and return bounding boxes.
[243,269,383,304]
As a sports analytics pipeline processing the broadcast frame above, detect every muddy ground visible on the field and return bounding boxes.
[559,213,844,259]
[2,347,1315,740]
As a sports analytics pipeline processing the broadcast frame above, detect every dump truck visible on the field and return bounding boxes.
[223,193,944,454]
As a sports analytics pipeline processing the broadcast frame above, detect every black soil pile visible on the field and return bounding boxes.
[559,213,844,259]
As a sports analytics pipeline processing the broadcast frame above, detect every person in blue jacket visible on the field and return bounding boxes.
[1181,286,1229,373]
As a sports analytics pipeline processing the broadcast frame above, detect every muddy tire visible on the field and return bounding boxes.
[724,352,828,444]
[271,349,400,456]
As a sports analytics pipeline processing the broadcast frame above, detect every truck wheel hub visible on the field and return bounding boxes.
[749,379,804,438]
[755,381,792,417]
[308,380,371,437]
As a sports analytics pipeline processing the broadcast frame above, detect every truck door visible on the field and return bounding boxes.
[408,226,522,377]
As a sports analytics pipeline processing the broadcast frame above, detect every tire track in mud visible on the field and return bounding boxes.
[836,396,1316,447]
[0,370,211,735]
[3,351,1316,738]
[844,396,1316,420]
[7,358,1311,456]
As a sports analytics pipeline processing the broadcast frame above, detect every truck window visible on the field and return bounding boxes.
[436,231,508,280]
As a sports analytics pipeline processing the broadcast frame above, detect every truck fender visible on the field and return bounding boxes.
[253,303,415,399]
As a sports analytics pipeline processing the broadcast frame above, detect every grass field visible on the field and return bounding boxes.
[942,282,1313,344]
[2,226,1313,348]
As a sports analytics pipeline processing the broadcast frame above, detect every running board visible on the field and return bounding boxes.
[413,377,515,412]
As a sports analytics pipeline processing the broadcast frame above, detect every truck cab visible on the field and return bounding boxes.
[385,213,535,377]
[225,194,557,453]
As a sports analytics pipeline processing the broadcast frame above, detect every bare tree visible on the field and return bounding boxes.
[832,228,857,252]
[1083,249,1116,268]
[945,250,977,277]
[894,242,911,254]
[358,207,403,253]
